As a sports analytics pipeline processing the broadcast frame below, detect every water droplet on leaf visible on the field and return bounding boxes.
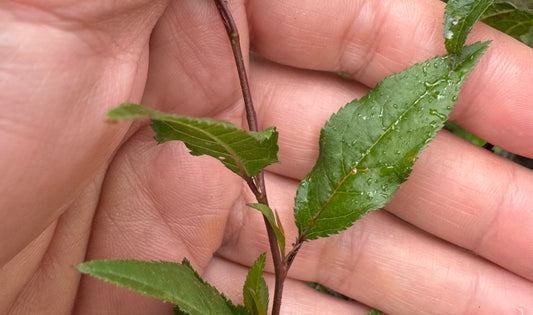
[429,109,447,120]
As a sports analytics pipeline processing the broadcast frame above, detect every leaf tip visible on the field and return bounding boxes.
[76,262,90,273]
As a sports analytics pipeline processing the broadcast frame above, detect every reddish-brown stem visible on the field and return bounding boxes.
[213,1,286,314]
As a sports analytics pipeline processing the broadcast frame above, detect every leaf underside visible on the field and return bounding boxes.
[107,104,279,178]
[481,2,533,38]
[294,42,489,241]
[243,253,269,315]
[78,259,251,315]
[444,0,494,57]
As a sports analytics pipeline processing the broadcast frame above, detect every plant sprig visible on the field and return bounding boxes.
[79,0,496,313]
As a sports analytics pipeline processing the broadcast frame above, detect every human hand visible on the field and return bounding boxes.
[1,0,532,314]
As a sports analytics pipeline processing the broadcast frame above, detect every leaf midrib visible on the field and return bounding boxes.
[301,80,437,238]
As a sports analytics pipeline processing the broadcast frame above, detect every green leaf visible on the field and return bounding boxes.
[445,121,487,146]
[248,204,285,254]
[242,253,269,315]
[78,259,251,315]
[444,0,493,58]
[481,2,533,37]
[107,104,279,178]
[294,42,489,241]
[174,306,190,315]
[366,310,383,315]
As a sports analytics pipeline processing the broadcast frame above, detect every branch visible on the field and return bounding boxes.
[213,1,286,314]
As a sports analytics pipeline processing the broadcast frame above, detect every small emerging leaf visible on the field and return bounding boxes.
[78,259,251,315]
[107,104,279,178]
[444,0,493,59]
[243,253,269,315]
[366,310,383,315]
[481,2,533,38]
[294,42,489,241]
[248,204,285,254]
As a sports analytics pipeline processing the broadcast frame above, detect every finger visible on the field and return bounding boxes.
[142,0,249,122]
[249,57,533,280]
[218,173,533,314]
[386,129,533,281]
[76,126,242,314]
[203,257,373,314]
[247,0,533,158]
[0,2,166,265]
[1,181,98,314]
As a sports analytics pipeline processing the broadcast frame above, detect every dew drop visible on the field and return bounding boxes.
[451,17,459,25]
[444,30,454,39]
[429,109,447,120]
[424,80,444,89]
[379,165,395,177]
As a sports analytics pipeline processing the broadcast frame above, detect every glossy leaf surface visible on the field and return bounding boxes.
[444,0,493,57]
[481,2,533,37]
[294,42,489,241]
[243,253,269,315]
[78,259,251,315]
[107,104,279,178]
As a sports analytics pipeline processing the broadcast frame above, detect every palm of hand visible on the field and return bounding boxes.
[2,0,533,314]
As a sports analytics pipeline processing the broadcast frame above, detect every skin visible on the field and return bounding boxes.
[1,0,532,314]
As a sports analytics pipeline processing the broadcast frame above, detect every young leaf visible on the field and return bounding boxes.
[481,2,533,38]
[366,310,383,315]
[444,0,493,57]
[248,204,286,254]
[243,253,269,315]
[107,104,279,178]
[78,259,251,315]
[294,42,489,241]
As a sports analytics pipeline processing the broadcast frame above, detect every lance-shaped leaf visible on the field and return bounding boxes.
[78,259,251,315]
[248,204,285,254]
[481,2,533,38]
[242,253,269,315]
[444,0,493,58]
[294,42,489,241]
[107,104,279,178]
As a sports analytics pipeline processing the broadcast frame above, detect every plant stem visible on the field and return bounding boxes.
[213,1,286,314]
[213,0,258,132]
